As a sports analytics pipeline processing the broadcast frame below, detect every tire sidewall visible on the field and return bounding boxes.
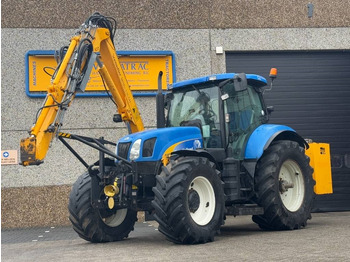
[152,156,225,243]
[69,171,137,242]
[94,206,137,236]
[255,141,315,228]
[180,158,225,234]
[276,145,313,218]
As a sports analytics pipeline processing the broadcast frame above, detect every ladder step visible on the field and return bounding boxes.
[226,204,264,216]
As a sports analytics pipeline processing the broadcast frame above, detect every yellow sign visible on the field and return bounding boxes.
[1,150,18,165]
[26,51,175,97]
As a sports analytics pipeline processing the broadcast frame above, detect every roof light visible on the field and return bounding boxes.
[209,76,217,81]
[266,68,278,92]
[269,68,278,79]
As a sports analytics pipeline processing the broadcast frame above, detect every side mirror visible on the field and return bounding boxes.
[234,73,248,92]
[266,106,274,115]
[218,73,247,92]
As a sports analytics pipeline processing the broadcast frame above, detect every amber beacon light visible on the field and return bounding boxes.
[269,68,278,79]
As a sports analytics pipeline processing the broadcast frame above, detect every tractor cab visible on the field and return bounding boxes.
[166,73,268,159]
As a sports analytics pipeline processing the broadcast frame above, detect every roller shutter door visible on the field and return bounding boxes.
[226,51,350,212]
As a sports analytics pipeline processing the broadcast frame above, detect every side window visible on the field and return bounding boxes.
[223,85,264,159]
[226,89,254,132]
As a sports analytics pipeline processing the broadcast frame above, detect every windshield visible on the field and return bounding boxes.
[167,84,222,148]
[166,81,266,153]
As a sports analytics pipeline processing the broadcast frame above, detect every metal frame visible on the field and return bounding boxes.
[58,133,131,167]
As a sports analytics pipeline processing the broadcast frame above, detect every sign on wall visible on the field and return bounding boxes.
[25,50,176,97]
[1,150,18,165]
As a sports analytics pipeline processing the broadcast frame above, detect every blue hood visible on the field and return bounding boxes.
[116,127,203,162]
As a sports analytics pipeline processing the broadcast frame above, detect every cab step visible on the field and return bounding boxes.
[226,204,264,216]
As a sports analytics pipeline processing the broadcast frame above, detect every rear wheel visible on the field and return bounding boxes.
[252,140,315,230]
[68,171,137,242]
[152,156,225,244]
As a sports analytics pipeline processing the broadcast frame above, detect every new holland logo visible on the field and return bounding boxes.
[194,140,202,149]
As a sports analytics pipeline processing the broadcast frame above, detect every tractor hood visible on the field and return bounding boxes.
[116,127,203,162]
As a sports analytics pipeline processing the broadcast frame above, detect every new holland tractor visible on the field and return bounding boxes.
[20,13,332,244]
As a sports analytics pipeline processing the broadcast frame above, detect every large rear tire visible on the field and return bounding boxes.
[68,171,137,242]
[252,140,315,230]
[152,156,225,244]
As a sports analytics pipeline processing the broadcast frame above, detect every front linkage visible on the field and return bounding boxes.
[59,133,139,212]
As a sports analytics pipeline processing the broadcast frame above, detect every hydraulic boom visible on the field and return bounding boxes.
[20,13,144,166]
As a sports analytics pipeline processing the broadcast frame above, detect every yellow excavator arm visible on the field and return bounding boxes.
[20,13,144,166]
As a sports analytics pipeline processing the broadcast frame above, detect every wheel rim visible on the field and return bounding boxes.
[101,208,127,227]
[279,160,305,212]
[188,176,216,226]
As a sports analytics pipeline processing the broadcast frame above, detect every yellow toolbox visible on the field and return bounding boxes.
[306,143,333,194]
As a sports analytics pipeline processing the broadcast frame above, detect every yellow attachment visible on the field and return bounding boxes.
[19,37,78,166]
[107,197,115,209]
[98,64,126,109]
[305,143,333,194]
[20,24,145,166]
[52,37,78,86]
[95,28,144,134]
[20,137,37,166]
[104,181,120,197]
[104,179,119,210]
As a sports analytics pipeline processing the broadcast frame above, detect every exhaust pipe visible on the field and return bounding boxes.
[156,71,165,128]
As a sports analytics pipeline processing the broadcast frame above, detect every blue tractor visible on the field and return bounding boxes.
[68,72,316,244]
[20,13,330,245]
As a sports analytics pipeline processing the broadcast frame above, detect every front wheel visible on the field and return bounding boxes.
[152,156,225,244]
[252,140,315,230]
[68,171,137,242]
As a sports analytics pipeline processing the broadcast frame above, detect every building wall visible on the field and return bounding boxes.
[2,0,350,29]
[1,0,349,228]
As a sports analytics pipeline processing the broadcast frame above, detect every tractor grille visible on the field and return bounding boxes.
[117,142,131,159]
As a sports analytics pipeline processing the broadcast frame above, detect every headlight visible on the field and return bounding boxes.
[129,139,141,160]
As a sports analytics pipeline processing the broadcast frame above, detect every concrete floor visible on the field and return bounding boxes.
[2,212,350,261]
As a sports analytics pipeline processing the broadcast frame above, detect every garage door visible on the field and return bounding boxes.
[226,51,350,212]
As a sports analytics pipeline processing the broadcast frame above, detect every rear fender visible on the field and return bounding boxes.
[244,124,307,160]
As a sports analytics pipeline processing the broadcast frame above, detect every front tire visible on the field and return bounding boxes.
[152,156,225,244]
[68,171,137,242]
[252,140,315,230]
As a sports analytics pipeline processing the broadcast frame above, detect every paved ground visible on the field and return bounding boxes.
[2,212,350,261]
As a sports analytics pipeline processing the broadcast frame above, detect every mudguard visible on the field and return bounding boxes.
[244,124,307,160]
